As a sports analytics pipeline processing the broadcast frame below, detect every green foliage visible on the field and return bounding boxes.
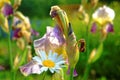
[91,43,103,64]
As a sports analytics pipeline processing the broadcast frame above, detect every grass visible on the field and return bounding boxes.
[0,1,120,80]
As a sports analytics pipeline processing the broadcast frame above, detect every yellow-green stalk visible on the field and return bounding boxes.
[50,6,79,80]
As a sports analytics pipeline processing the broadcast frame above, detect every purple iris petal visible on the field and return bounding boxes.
[67,66,78,77]
[31,29,39,36]
[106,23,114,32]
[2,3,13,17]
[13,28,21,38]
[52,26,65,45]
[91,23,97,33]
[34,26,65,53]
[20,61,42,76]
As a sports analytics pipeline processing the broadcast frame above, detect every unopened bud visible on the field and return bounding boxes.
[21,30,31,43]
[91,0,98,8]
[27,46,32,62]
[84,13,89,24]
[13,0,22,10]
[88,49,96,63]
[16,38,25,50]
[0,13,9,33]
[14,11,25,21]
[14,54,19,68]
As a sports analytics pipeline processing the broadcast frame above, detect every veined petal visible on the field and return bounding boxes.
[34,26,65,55]
[20,61,42,76]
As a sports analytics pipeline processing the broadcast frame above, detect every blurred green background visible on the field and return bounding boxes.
[0,0,120,80]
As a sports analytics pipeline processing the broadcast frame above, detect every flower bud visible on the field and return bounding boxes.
[50,6,69,37]
[14,54,19,68]
[91,0,98,8]
[88,43,103,64]
[27,46,32,62]
[0,13,9,33]
[14,11,25,21]
[16,38,25,50]
[13,0,22,10]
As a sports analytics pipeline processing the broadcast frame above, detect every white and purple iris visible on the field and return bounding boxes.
[91,5,115,33]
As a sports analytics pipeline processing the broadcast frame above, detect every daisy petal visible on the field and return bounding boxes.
[32,56,42,64]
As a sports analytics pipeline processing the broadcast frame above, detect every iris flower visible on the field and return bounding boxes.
[34,26,67,58]
[20,50,66,76]
[12,15,39,44]
[91,5,115,33]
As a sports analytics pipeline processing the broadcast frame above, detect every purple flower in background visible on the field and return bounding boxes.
[2,3,13,17]
[31,29,39,36]
[13,28,21,39]
[67,66,78,77]
[91,22,97,33]
[106,23,114,32]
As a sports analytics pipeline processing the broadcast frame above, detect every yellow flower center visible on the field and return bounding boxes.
[42,60,55,68]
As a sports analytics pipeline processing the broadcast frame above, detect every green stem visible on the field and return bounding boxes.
[8,32,13,70]
[70,67,74,80]
[82,64,90,80]
[82,24,90,80]
[42,72,46,80]
[19,47,28,66]
[86,25,89,58]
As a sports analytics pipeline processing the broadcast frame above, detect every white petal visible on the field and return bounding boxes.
[32,56,42,64]
[55,55,64,62]
[105,6,115,20]
[39,50,47,61]
[56,61,66,65]
[48,50,52,59]
[50,52,58,61]
[49,68,55,73]
[41,67,48,72]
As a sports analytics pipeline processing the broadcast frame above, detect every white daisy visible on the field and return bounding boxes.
[33,50,66,73]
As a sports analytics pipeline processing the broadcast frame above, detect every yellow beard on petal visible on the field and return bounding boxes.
[54,46,67,59]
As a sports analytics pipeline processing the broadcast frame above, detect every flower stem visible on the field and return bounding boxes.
[8,32,13,70]
[70,67,74,80]
[82,24,90,80]
[82,63,90,80]
[19,47,28,66]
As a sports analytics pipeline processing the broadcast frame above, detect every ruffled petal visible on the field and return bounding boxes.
[20,61,42,76]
